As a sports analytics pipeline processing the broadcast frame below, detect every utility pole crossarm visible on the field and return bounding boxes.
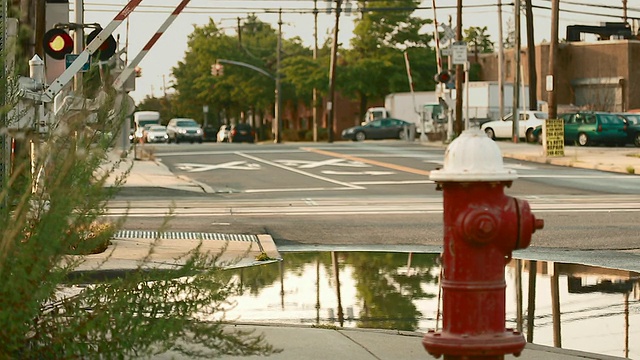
[40,0,143,102]
[112,0,191,90]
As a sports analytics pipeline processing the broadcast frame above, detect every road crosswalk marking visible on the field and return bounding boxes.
[175,161,260,172]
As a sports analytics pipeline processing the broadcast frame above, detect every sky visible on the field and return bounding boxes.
[73,1,640,105]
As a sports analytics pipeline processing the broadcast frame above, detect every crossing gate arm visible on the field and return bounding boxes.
[113,0,191,90]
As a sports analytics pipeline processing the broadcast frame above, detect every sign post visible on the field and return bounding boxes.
[203,105,209,127]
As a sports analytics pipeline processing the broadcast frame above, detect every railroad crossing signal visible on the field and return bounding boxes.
[435,71,452,83]
[43,28,74,60]
[85,28,117,61]
[211,62,224,76]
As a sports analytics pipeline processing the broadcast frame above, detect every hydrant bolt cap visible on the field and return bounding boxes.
[430,129,518,182]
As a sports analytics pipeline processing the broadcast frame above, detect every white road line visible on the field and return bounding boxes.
[518,174,639,179]
[321,170,396,175]
[244,187,356,193]
[304,198,318,206]
[175,161,260,172]
[351,180,435,185]
[158,149,309,156]
[235,152,365,190]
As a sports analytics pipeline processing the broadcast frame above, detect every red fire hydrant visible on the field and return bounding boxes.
[423,129,544,359]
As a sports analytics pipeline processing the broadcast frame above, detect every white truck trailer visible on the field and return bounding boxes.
[465,81,530,124]
[363,91,443,135]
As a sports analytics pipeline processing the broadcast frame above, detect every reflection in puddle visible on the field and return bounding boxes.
[226,252,639,359]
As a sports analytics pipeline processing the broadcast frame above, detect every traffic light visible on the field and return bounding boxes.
[134,66,142,77]
[211,62,224,76]
[86,28,117,61]
[43,28,74,60]
[434,70,452,84]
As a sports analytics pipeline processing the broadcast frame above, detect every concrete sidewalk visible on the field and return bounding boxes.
[422,139,640,175]
[154,323,625,360]
[100,141,636,360]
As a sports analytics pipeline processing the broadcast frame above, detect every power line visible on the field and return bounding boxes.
[81,2,640,20]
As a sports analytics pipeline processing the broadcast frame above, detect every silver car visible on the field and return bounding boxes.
[166,118,203,144]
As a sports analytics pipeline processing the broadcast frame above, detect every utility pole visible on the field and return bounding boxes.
[35,0,45,57]
[512,0,521,143]
[525,0,537,111]
[274,9,283,143]
[73,0,84,91]
[237,17,242,48]
[1,0,8,212]
[548,0,559,119]
[497,0,505,121]
[327,0,342,143]
[454,0,462,136]
[312,0,318,142]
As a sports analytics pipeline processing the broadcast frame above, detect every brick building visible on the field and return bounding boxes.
[476,39,640,112]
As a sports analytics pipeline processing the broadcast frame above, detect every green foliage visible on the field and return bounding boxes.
[168,3,440,130]
[304,127,329,141]
[281,128,301,142]
[136,96,176,126]
[341,0,436,114]
[464,26,495,55]
[0,80,276,358]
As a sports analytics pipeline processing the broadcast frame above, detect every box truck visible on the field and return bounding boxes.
[132,111,162,142]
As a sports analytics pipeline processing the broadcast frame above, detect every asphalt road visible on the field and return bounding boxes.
[110,142,640,262]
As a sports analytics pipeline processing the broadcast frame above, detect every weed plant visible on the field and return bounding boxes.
[0,84,276,358]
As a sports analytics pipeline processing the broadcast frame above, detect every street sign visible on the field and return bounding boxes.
[452,42,468,65]
[65,54,90,72]
[441,48,452,57]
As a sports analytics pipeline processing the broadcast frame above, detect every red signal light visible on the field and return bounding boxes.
[86,28,117,61]
[435,71,452,83]
[43,28,74,60]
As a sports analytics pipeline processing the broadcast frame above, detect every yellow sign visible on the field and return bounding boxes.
[543,119,564,157]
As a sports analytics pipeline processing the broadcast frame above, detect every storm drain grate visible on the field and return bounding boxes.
[114,230,258,242]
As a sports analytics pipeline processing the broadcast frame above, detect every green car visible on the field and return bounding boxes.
[532,112,628,146]
[617,113,640,147]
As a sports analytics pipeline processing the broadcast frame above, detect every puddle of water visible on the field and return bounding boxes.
[225,251,640,359]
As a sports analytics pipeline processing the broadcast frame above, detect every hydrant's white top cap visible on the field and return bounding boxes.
[430,128,518,182]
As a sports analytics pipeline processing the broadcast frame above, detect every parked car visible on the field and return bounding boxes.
[202,125,218,142]
[143,124,168,143]
[617,112,640,147]
[532,112,628,146]
[481,110,548,143]
[229,123,255,143]
[217,125,230,143]
[342,118,415,142]
[166,118,203,143]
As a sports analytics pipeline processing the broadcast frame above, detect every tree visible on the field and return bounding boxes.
[342,0,435,115]
[464,26,495,62]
